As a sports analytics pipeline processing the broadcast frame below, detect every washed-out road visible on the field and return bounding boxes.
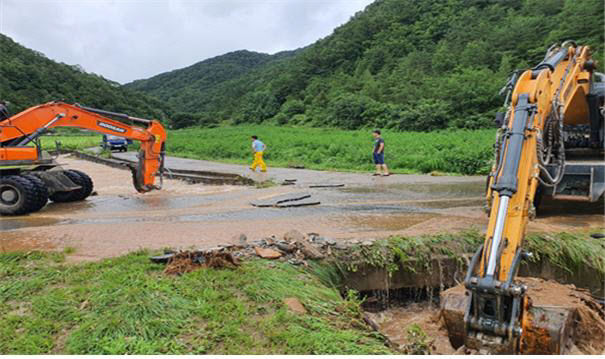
[1,153,602,262]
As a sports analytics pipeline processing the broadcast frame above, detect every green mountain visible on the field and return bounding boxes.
[126,0,604,131]
[0,34,170,121]
[125,49,299,128]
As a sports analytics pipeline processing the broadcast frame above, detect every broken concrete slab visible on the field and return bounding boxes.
[275,200,320,208]
[309,184,345,188]
[250,192,311,207]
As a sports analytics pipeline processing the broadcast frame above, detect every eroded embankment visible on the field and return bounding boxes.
[313,231,605,354]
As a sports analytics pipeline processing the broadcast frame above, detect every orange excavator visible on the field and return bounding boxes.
[442,41,604,354]
[0,101,166,215]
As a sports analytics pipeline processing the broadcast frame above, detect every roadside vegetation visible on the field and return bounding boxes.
[42,125,496,175]
[0,251,390,355]
[1,230,600,354]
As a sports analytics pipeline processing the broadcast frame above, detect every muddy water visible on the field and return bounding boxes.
[1,155,603,261]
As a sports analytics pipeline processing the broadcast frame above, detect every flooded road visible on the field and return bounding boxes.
[1,154,602,261]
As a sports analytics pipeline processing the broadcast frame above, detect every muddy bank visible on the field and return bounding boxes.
[366,278,605,355]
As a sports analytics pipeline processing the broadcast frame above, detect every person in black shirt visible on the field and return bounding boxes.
[372,129,390,176]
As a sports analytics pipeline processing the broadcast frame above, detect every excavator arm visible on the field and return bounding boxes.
[443,42,597,354]
[0,101,166,193]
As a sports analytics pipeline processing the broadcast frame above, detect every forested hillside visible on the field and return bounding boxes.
[0,34,170,121]
[126,50,298,128]
[127,0,604,130]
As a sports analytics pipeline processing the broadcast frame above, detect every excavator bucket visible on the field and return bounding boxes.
[127,148,165,193]
[441,286,577,354]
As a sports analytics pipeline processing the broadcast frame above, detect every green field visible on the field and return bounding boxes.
[43,126,497,175]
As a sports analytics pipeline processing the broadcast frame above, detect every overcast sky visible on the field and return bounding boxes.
[0,0,373,84]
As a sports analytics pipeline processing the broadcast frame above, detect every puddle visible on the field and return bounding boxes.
[341,181,485,199]
[344,213,438,231]
[1,217,67,231]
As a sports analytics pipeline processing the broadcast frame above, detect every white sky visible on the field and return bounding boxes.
[0,0,373,84]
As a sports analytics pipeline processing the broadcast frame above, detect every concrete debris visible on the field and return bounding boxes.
[281,179,297,186]
[250,192,319,208]
[233,233,247,244]
[283,297,307,315]
[296,239,325,259]
[151,231,363,270]
[276,242,296,253]
[255,246,283,259]
[284,229,305,243]
[309,184,345,188]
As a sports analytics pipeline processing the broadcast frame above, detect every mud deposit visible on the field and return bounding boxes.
[366,278,605,355]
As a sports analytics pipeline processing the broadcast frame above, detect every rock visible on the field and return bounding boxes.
[254,246,282,259]
[296,240,325,259]
[288,258,305,266]
[361,240,373,246]
[363,312,381,331]
[334,242,348,250]
[276,242,296,253]
[284,229,305,243]
[251,239,268,247]
[325,238,336,246]
[283,297,307,314]
[233,233,247,244]
[311,235,326,245]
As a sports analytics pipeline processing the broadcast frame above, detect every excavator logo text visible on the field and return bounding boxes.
[97,121,126,133]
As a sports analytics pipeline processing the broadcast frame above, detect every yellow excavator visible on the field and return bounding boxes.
[441,41,604,354]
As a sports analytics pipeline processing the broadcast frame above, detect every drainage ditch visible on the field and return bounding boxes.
[318,233,605,354]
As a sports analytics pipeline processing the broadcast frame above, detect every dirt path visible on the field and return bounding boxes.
[1,154,602,261]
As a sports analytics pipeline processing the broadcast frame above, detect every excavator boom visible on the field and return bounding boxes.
[0,101,166,193]
[0,101,167,216]
[442,42,603,354]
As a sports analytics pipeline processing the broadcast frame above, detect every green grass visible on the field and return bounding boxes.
[0,251,390,355]
[41,125,497,175]
[42,135,99,151]
[330,230,605,282]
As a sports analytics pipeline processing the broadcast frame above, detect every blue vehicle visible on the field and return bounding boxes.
[101,134,132,152]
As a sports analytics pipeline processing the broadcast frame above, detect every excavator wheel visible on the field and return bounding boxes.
[22,174,49,212]
[0,175,43,215]
[49,170,94,203]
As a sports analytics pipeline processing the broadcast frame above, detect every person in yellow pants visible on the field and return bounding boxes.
[250,135,267,172]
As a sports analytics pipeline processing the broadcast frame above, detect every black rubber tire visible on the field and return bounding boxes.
[49,170,94,203]
[22,174,49,212]
[66,170,93,201]
[0,175,40,215]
